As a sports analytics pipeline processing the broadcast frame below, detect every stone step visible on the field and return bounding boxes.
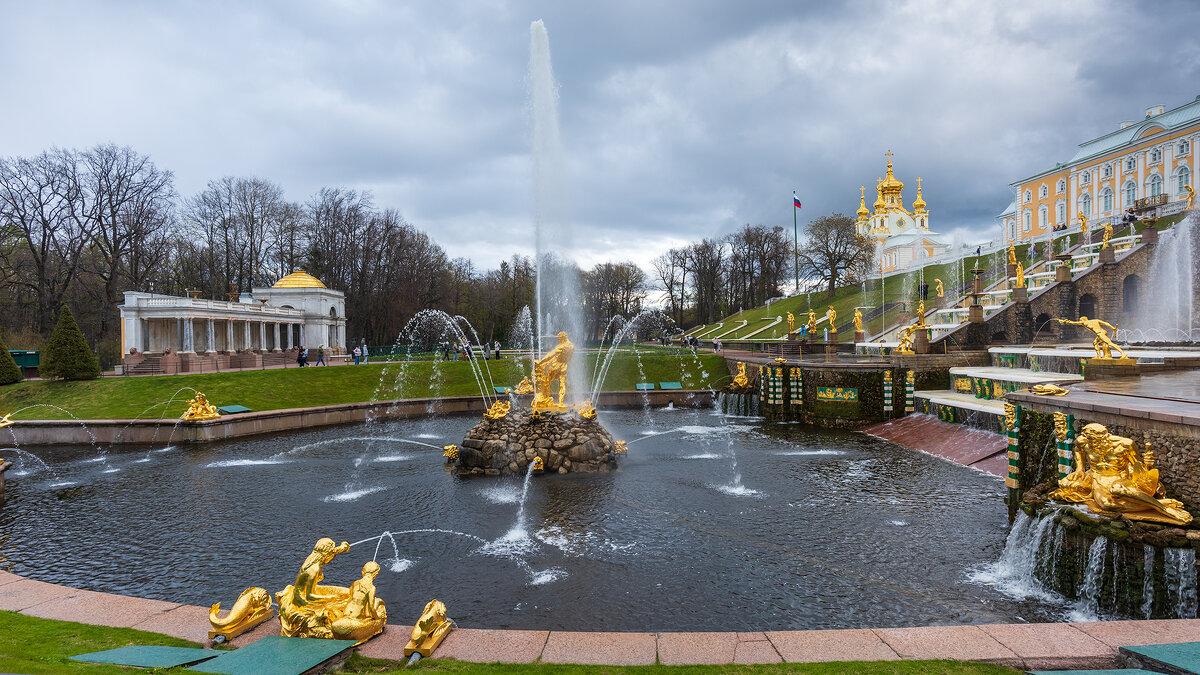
[914,390,1006,416]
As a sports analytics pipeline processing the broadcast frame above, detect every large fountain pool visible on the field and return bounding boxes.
[1,409,1054,631]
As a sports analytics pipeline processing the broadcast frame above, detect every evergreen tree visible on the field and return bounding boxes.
[40,305,100,380]
[0,332,22,385]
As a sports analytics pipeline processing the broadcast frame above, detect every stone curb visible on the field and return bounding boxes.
[4,570,1196,667]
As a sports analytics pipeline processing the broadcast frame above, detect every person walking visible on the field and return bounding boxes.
[452,343,459,361]
[353,345,361,365]
[315,345,327,366]
[297,346,306,368]
[361,344,369,364]
[493,340,501,359]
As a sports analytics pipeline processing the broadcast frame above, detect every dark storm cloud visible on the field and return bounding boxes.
[2,0,1197,270]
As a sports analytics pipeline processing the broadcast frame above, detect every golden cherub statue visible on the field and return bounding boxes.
[275,538,387,645]
[731,362,749,389]
[532,331,575,414]
[405,599,454,658]
[826,306,837,331]
[895,323,919,355]
[1014,262,1026,288]
[209,587,274,641]
[934,278,944,298]
[483,400,511,419]
[1052,423,1192,525]
[1102,220,1113,249]
[853,308,863,333]
[1007,242,1017,266]
[1078,210,1088,235]
[181,393,220,421]
[513,377,534,395]
[786,312,795,334]
[1057,316,1127,360]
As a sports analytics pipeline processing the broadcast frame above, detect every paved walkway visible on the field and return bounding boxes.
[2,569,1197,668]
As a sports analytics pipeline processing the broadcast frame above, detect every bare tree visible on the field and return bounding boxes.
[797,213,874,298]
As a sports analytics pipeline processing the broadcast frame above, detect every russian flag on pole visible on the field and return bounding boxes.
[793,194,802,209]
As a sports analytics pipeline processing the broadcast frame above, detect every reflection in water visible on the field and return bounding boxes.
[0,410,1053,631]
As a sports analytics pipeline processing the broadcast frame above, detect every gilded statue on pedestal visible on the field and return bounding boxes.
[532,332,574,414]
[1078,210,1088,235]
[895,323,919,355]
[786,312,795,334]
[731,362,749,389]
[1102,220,1113,249]
[934,278,944,298]
[1056,316,1128,360]
[275,538,387,645]
[209,587,274,641]
[1007,243,1017,266]
[181,393,220,421]
[405,599,454,658]
[1051,422,1192,525]
[806,309,817,332]
[853,309,863,333]
[826,306,837,331]
[915,300,926,324]
[1014,262,1025,288]
[1185,184,1196,211]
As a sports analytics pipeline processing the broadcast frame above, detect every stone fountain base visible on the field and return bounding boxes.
[455,410,619,477]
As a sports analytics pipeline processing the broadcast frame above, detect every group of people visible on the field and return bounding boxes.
[438,341,502,361]
[295,345,328,367]
[352,344,369,365]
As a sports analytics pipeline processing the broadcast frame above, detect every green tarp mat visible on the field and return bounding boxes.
[217,405,252,414]
[70,645,217,668]
[188,635,356,675]
[1027,670,1164,675]
[494,386,512,394]
[635,383,655,390]
[659,382,683,389]
[1121,641,1200,675]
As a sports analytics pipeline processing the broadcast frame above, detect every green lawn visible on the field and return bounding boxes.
[0,353,726,420]
[0,611,1020,675]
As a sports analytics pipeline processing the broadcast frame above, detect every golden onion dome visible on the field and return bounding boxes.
[879,158,904,193]
[912,177,927,213]
[873,180,886,210]
[272,270,327,289]
[856,186,870,218]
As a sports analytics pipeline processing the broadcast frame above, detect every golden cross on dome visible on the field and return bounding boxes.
[917,177,922,186]
[884,150,894,161]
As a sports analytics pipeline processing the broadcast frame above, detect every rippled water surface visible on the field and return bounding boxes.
[0,409,1052,630]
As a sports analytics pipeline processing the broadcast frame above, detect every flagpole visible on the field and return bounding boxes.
[792,191,800,296]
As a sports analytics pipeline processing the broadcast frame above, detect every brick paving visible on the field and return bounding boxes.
[4,572,1197,667]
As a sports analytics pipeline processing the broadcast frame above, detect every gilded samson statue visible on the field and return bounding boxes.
[1051,422,1192,526]
[1057,316,1128,360]
[787,312,795,334]
[532,331,575,414]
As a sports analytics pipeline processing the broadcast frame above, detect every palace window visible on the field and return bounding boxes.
[1024,189,1032,203]
[1181,139,1192,155]
[1010,221,1017,240]
[1057,200,1066,224]
[1023,210,1031,232]
[1039,185,1048,198]
[1081,171,1091,185]
[1149,173,1163,197]
[1102,164,1113,179]
[1056,178,1065,193]
[1179,166,1192,193]
[1150,148,1162,164]
[1080,193,1092,216]
[1101,187,1113,213]
[1126,157,1137,171]
[1039,205,1048,229]
[1124,182,1137,207]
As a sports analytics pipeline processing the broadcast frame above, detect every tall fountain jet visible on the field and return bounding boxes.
[529,20,585,398]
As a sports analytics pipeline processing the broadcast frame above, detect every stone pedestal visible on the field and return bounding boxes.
[1012,287,1028,302]
[854,330,865,343]
[1007,263,1018,277]
[1084,357,1138,380]
[913,329,930,354]
[969,304,984,323]
[1141,227,1158,244]
[1099,247,1115,264]
[825,341,839,361]
[1055,266,1072,282]
[936,297,946,309]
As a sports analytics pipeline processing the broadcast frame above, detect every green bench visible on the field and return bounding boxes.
[635,383,655,390]
[659,382,683,390]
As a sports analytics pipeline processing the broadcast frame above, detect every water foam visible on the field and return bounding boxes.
[480,485,523,504]
[372,455,414,463]
[206,458,289,468]
[774,449,845,456]
[323,487,387,503]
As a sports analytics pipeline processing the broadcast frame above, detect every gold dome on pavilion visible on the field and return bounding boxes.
[856,186,870,219]
[879,158,904,193]
[272,270,327,289]
[912,177,927,214]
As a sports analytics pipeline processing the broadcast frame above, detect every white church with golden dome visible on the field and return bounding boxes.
[118,271,347,374]
[855,153,950,273]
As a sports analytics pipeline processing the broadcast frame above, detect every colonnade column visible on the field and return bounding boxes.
[286,324,294,349]
[243,321,252,351]
[299,324,305,347]
[206,319,215,353]
[273,323,281,351]
[259,322,267,351]
[226,321,235,352]
[182,318,195,352]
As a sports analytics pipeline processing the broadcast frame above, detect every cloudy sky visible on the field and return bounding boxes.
[3,0,1199,273]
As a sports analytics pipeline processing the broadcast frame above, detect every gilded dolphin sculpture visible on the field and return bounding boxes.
[209,587,274,641]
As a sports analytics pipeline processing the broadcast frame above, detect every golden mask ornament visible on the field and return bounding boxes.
[1053,412,1069,443]
[531,456,544,473]
[275,538,387,645]
[483,401,511,420]
[1051,423,1192,525]
[209,587,274,641]
[1003,402,1016,433]
[442,445,459,461]
[532,331,574,414]
[405,599,454,658]
[1057,316,1128,360]
[181,393,220,421]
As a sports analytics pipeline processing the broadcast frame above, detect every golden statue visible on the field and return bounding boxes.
[1003,402,1016,433]
[1057,316,1128,360]
[773,357,787,364]
[1185,184,1196,211]
[826,306,837,331]
[915,300,926,325]
[731,362,749,389]
[614,440,628,454]
[531,456,544,473]
[1102,220,1113,249]
[513,377,534,395]
[1053,412,1069,443]
[0,414,11,429]
[1051,423,1192,526]
[1007,242,1017,266]
[895,323,919,355]
[275,538,386,644]
[853,308,863,333]
[1032,383,1070,396]
[787,312,795,334]
[209,587,274,641]
[404,599,454,658]
[575,399,597,420]
[806,309,817,331]
[483,401,511,419]
[532,331,574,414]
[442,445,458,461]
[934,278,944,298]
[1078,210,1088,235]
[1014,262,1026,288]
[181,393,220,421]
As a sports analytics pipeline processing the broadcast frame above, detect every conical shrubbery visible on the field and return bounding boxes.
[40,304,100,380]
[0,332,22,385]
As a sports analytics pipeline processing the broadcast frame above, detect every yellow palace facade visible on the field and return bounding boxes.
[999,97,1199,242]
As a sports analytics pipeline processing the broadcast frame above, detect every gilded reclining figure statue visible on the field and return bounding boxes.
[404,599,454,658]
[275,538,387,645]
[1051,423,1192,526]
[209,587,274,641]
